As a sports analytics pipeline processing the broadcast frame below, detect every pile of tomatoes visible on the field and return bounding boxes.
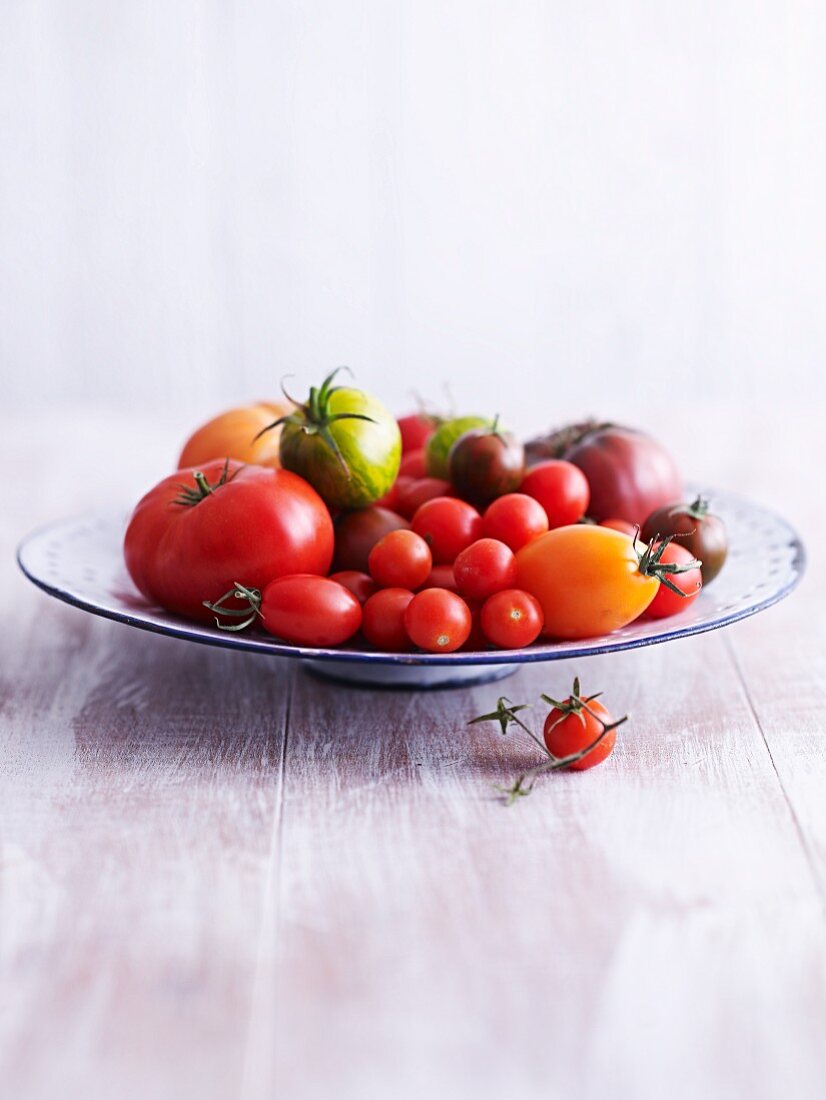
[124,370,728,654]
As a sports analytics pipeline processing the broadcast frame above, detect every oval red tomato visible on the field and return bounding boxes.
[258,575,362,646]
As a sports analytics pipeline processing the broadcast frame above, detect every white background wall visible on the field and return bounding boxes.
[2,1,825,441]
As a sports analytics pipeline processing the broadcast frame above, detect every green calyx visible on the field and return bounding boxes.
[255,367,377,476]
[634,532,702,597]
[173,459,234,507]
[203,582,262,632]
[685,495,710,521]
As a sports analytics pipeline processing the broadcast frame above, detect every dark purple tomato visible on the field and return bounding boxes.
[564,426,683,526]
[641,496,728,584]
[333,506,410,573]
[448,423,525,507]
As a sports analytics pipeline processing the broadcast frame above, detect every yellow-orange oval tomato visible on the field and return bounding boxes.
[178,402,288,470]
[515,525,658,639]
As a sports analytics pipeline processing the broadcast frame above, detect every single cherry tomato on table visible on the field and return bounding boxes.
[361,587,415,651]
[412,497,483,564]
[207,575,362,647]
[520,460,590,528]
[329,570,379,604]
[404,589,473,652]
[448,420,525,507]
[368,529,432,590]
[124,461,334,624]
[641,542,702,619]
[515,526,700,639]
[480,589,544,649]
[641,496,728,584]
[482,493,549,552]
[333,506,409,573]
[453,538,517,601]
[542,679,618,771]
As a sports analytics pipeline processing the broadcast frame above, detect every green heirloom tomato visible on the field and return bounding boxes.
[264,369,402,510]
[425,415,492,478]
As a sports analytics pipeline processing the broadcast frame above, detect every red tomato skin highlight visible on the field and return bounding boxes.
[479,589,544,649]
[259,575,362,646]
[362,587,415,651]
[520,460,590,528]
[543,697,616,771]
[124,461,334,624]
[404,589,472,653]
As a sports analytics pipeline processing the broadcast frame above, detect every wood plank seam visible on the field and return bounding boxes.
[239,663,294,1099]
[726,633,826,908]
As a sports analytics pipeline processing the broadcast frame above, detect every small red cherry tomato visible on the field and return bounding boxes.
[543,692,616,771]
[600,518,637,537]
[453,538,517,602]
[479,589,543,649]
[399,449,428,479]
[329,570,379,604]
[482,493,549,551]
[404,589,472,652]
[642,542,702,619]
[259,575,362,646]
[368,529,432,590]
[398,413,436,454]
[362,587,415,650]
[520,460,590,528]
[395,477,454,520]
[411,497,483,564]
[420,564,459,592]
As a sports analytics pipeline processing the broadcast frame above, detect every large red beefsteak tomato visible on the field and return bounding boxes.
[124,460,333,622]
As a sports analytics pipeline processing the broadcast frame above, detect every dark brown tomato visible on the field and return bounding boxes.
[640,497,728,584]
[448,426,525,507]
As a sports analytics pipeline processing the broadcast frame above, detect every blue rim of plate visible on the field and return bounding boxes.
[16,494,806,667]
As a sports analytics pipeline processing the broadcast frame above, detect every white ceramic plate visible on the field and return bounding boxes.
[17,490,805,689]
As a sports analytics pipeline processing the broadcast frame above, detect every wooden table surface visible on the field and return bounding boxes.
[2,408,824,1100]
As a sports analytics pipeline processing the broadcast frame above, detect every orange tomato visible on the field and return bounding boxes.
[178,402,288,470]
[515,525,659,639]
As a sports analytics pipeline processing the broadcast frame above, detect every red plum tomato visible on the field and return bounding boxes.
[259,575,362,646]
